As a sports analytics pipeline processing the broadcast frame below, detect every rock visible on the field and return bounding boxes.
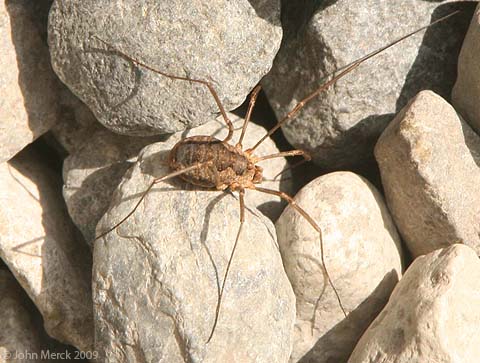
[64,113,292,246]
[375,90,480,257]
[275,171,403,363]
[262,0,471,169]
[93,141,296,362]
[0,146,94,351]
[0,268,50,363]
[0,0,63,163]
[452,2,480,134]
[48,0,282,135]
[48,87,102,155]
[63,129,165,245]
[348,244,480,363]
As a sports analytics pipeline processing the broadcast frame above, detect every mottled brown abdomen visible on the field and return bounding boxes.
[168,136,262,190]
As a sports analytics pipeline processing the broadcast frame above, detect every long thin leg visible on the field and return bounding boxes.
[94,162,212,242]
[92,36,234,142]
[248,10,460,153]
[254,149,311,163]
[252,186,347,317]
[254,149,311,182]
[207,188,245,343]
[237,85,261,149]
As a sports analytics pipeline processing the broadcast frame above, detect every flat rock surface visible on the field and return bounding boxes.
[1,0,62,163]
[48,0,282,135]
[275,171,403,363]
[0,146,93,351]
[375,90,480,257]
[93,141,295,362]
[452,2,480,134]
[348,244,480,363]
[262,0,471,169]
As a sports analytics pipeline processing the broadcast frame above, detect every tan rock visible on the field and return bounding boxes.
[0,147,93,351]
[375,90,480,257]
[348,244,480,363]
[0,1,62,163]
[452,2,480,134]
[275,171,403,363]
[0,268,49,363]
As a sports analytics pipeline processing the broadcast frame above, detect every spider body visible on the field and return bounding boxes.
[169,136,263,191]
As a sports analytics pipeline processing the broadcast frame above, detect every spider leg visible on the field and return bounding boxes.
[91,35,234,142]
[251,186,347,317]
[207,188,245,343]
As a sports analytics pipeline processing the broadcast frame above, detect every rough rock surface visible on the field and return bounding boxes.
[64,113,292,246]
[375,90,480,257]
[1,0,62,163]
[275,171,403,363]
[49,87,101,155]
[452,2,480,134]
[262,0,471,169]
[48,0,282,135]
[348,244,480,363]
[0,268,49,363]
[63,129,164,245]
[93,140,296,363]
[0,147,93,351]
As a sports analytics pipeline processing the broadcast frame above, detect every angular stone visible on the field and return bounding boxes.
[275,171,403,363]
[348,244,480,363]
[262,0,471,169]
[0,146,93,351]
[1,0,63,163]
[93,141,296,362]
[452,2,480,134]
[48,0,282,135]
[375,90,480,257]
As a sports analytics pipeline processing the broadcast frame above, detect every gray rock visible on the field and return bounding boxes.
[63,129,164,245]
[275,171,403,363]
[452,2,480,134]
[49,87,102,155]
[0,147,94,351]
[262,0,470,169]
[48,0,282,135]
[1,0,62,163]
[348,244,480,363]
[375,90,480,257]
[93,142,296,362]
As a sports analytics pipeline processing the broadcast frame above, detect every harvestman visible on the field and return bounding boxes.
[93,11,458,343]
